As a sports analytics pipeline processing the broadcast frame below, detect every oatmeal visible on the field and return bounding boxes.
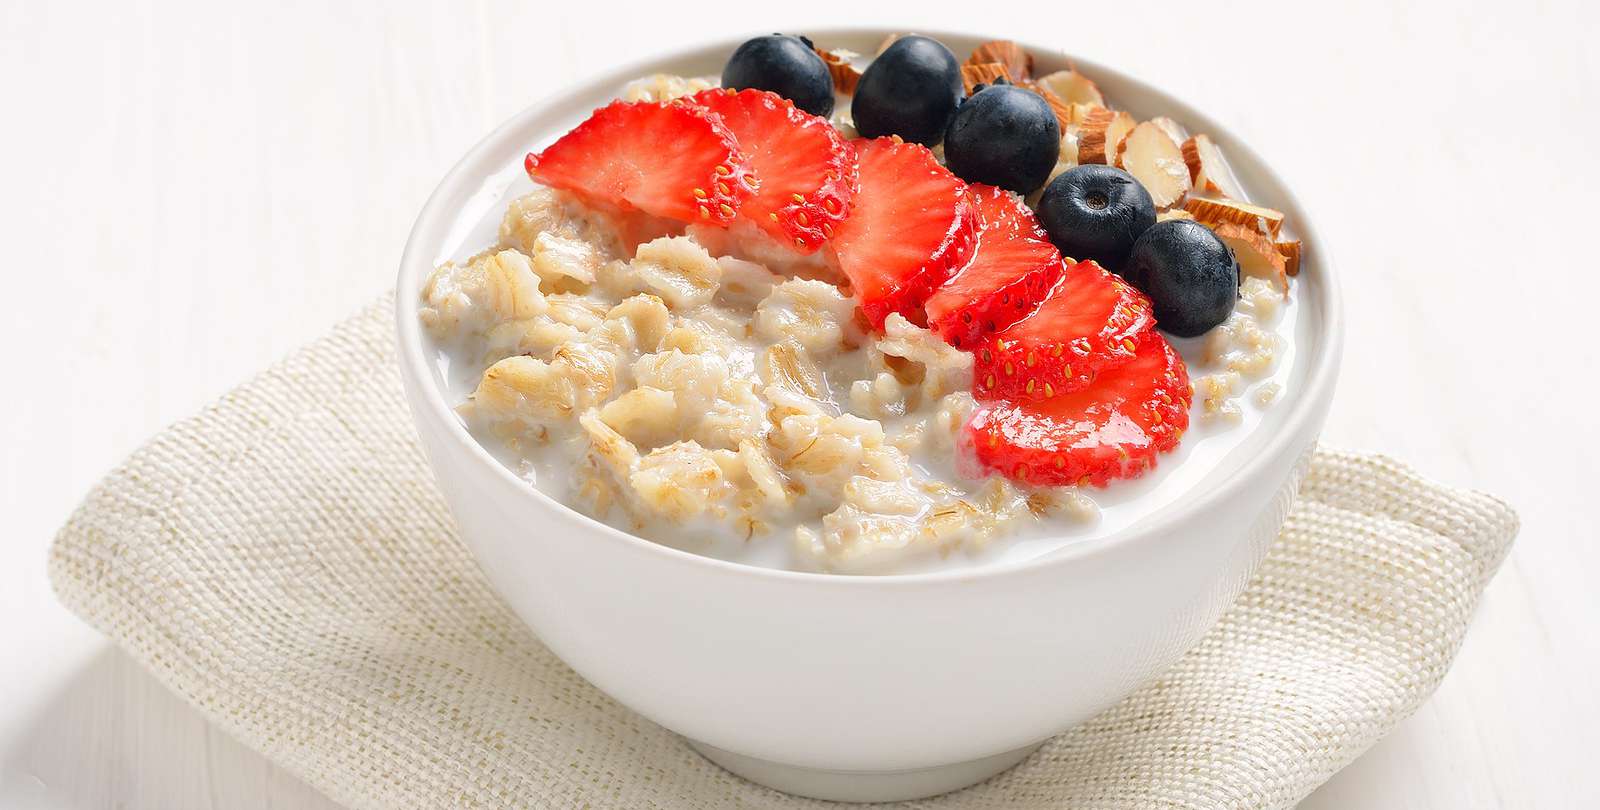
[423,187,1059,573]
[420,34,1306,574]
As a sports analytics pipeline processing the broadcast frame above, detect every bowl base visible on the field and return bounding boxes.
[686,738,1044,802]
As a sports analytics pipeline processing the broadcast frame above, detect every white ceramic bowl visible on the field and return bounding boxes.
[396,29,1342,802]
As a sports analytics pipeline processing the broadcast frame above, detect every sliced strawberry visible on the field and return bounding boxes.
[525,99,754,225]
[966,332,1192,487]
[924,184,1067,349]
[688,88,856,254]
[829,137,978,328]
[973,259,1155,401]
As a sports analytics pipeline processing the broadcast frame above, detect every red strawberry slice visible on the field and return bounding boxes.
[924,184,1067,349]
[524,99,754,225]
[829,137,978,328]
[973,259,1155,401]
[965,332,1192,487]
[688,88,856,254]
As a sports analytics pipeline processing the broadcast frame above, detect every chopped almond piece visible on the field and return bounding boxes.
[1027,135,1082,206]
[1149,116,1188,145]
[1276,239,1302,276]
[1181,133,1248,200]
[1063,103,1111,136]
[1158,208,1195,222]
[1034,69,1105,107]
[1214,222,1287,291]
[1021,79,1074,132]
[1040,100,1110,136]
[962,62,1013,94]
[968,40,1033,80]
[1116,121,1191,208]
[1058,132,1080,167]
[1181,138,1202,178]
[1184,197,1285,237]
[833,64,863,95]
[1073,107,1113,146]
[814,48,863,95]
[1074,107,1113,134]
[1078,109,1135,165]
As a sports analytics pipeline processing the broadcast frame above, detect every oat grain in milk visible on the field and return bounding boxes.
[421,187,1063,573]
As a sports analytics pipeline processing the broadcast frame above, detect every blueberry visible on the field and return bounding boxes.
[943,82,1060,194]
[722,34,835,118]
[1124,219,1239,337]
[851,35,963,145]
[1035,164,1156,271]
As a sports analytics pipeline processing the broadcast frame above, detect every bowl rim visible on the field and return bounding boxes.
[395,26,1344,586]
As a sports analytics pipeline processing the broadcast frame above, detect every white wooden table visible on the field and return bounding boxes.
[3,1,1595,807]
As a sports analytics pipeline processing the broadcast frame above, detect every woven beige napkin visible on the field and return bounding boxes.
[49,295,1517,810]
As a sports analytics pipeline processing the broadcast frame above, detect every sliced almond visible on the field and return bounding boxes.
[1020,79,1074,132]
[1115,121,1191,208]
[1033,68,1105,107]
[1214,222,1287,291]
[1078,109,1135,165]
[962,62,1013,95]
[1105,112,1137,164]
[968,40,1032,80]
[1158,208,1195,222]
[814,48,863,95]
[1181,133,1248,200]
[1276,240,1302,276]
[1149,116,1188,146]
[1184,197,1285,237]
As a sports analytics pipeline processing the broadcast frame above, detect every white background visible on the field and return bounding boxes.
[2,0,1596,807]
